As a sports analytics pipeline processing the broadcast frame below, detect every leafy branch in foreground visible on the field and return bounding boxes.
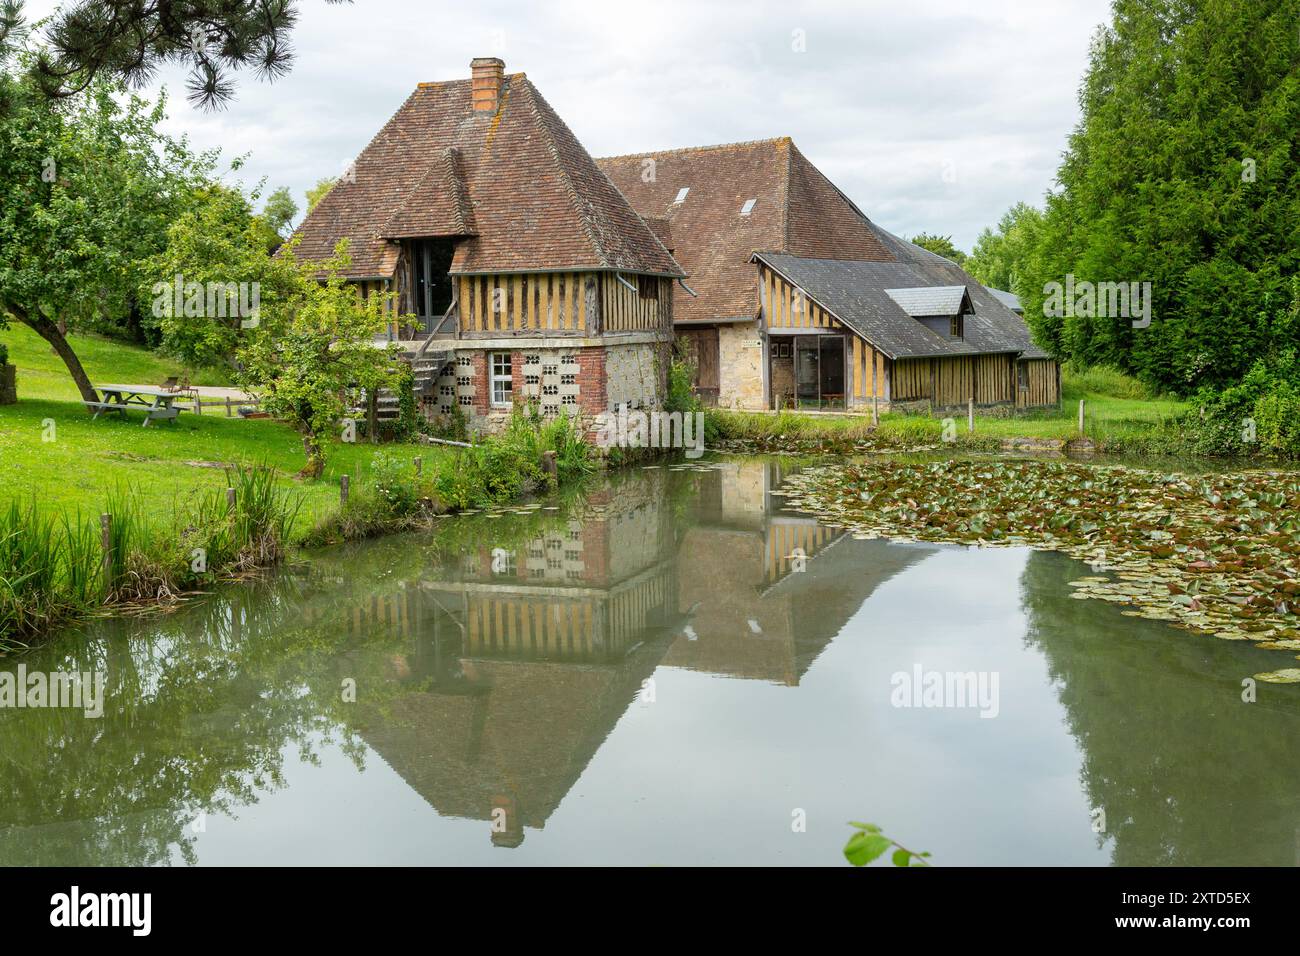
[844,822,932,867]
[4,0,352,110]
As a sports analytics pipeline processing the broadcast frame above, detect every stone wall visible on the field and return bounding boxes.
[605,342,662,411]
[718,322,764,409]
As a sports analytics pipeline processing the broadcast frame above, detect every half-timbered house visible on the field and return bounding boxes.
[290,58,684,436]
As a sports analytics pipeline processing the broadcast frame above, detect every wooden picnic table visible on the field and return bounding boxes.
[86,384,186,427]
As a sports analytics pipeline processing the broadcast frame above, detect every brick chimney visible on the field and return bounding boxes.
[470,57,505,112]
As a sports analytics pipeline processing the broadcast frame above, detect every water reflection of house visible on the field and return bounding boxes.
[665,458,936,684]
[329,479,681,847]
[321,460,933,844]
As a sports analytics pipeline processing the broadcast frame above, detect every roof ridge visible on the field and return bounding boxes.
[596,136,793,163]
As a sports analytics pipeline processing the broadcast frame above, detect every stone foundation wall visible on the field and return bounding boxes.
[422,342,665,442]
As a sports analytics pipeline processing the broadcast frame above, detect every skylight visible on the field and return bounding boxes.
[740,199,756,216]
[673,187,690,204]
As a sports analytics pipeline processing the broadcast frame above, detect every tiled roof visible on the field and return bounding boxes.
[884,286,969,317]
[873,229,1051,359]
[597,138,893,323]
[290,71,682,280]
[380,148,476,239]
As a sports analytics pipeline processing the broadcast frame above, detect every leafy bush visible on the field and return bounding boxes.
[1250,380,1300,458]
[369,452,423,517]
[665,359,700,415]
[1183,355,1300,458]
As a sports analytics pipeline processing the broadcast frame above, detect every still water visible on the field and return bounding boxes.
[2,456,1298,866]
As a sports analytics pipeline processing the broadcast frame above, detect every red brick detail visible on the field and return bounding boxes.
[581,518,610,584]
[576,345,607,415]
[510,350,526,407]
[470,350,490,414]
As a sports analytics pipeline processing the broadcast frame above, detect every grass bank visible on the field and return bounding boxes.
[0,326,596,648]
[1,464,299,650]
[1,323,446,528]
[706,363,1189,457]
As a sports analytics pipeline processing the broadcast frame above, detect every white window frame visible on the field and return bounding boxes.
[673,187,690,204]
[490,352,513,407]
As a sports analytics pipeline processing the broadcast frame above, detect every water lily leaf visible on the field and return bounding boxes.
[1253,669,1300,684]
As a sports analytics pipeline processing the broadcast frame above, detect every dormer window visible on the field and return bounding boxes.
[673,187,690,204]
[740,199,756,216]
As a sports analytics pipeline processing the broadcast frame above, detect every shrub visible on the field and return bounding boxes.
[665,359,700,415]
[1183,355,1300,458]
[0,342,8,365]
[369,452,424,517]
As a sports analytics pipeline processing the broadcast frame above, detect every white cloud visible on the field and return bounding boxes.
[20,0,1110,248]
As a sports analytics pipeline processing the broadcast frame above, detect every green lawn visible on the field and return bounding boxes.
[888,387,1188,441]
[708,365,1189,450]
[0,324,444,532]
[1,322,231,402]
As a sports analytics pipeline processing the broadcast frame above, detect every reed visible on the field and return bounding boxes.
[0,464,302,648]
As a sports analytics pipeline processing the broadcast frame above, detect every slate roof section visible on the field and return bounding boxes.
[872,227,1051,359]
[986,287,1023,313]
[290,70,682,280]
[754,242,1050,360]
[597,138,893,324]
[884,286,969,317]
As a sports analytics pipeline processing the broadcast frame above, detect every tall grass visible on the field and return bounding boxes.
[0,501,104,648]
[303,407,594,546]
[0,465,302,649]
[1061,361,1155,400]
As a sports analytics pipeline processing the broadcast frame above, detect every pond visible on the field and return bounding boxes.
[2,455,1299,866]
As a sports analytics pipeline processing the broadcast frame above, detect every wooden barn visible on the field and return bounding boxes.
[598,138,1059,412]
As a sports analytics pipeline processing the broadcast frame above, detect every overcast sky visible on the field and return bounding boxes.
[26,0,1112,250]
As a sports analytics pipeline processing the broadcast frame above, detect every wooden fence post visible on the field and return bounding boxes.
[414,456,423,476]
[541,451,557,482]
[340,474,350,506]
[225,395,233,417]
[226,487,236,511]
[968,398,974,434]
[100,513,112,586]
[1078,399,1086,436]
